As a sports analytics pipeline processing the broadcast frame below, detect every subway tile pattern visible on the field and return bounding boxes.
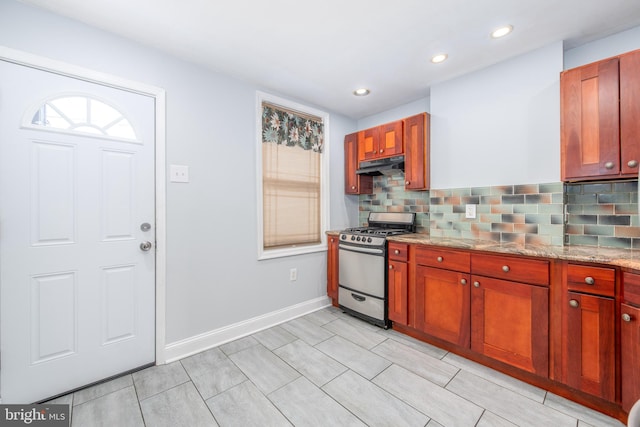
[566,180,640,249]
[358,172,430,233]
[357,176,640,249]
[49,307,625,427]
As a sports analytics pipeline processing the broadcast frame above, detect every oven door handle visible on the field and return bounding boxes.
[351,293,366,302]
[338,244,384,256]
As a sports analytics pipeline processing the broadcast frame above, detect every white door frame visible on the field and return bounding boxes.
[0,45,167,367]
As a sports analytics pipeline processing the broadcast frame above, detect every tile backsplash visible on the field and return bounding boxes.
[358,174,640,249]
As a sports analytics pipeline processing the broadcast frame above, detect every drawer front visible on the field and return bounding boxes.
[388,242,408,262]
[623,271,640,306]
[567,264,615,297]
[415,247,470,272]
[472,253,549,286]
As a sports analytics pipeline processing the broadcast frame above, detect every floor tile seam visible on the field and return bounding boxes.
[134,375,192,403]
[178,375,222,427]
[317,370,387,427]
[70,379,134,409]
[271,338,348,388]
[541,392,617,427]
[70,374,134,407]
[380,332,451,360]
[367,363,436,423]
[218,336,262,357]
[443,369,580,426]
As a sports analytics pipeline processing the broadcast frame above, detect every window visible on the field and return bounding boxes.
[28,94,138,141]
[257,92,329,259]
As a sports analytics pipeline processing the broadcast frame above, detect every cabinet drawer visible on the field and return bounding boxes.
[623,271,640,305]
[472,253,549,286]
[415,247,470,272]
[567,264,615,297]
[388,242,408,262]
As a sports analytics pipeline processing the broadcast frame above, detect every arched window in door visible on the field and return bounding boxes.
[27,94,138,141]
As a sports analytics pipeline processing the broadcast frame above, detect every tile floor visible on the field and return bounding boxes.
[48,306,626,427]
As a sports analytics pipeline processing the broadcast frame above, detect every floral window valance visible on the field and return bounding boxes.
[261,102,324,153]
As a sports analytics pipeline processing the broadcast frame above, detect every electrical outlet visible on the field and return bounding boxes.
[465,204,477,219]
[170,164,189,183]
[289,268,297,281]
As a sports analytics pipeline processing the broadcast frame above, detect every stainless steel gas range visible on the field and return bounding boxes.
[338,212,416,328]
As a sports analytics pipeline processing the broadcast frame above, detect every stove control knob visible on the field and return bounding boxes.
[367,237,372,243]
[356,236,361,241]
[351,236,356,241]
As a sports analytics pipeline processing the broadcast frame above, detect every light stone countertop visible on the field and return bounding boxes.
[327,230,640,271]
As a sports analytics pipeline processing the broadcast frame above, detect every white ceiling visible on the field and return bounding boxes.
[20,0,640,119]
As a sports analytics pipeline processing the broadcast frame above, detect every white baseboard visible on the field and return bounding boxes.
[163,296,332,363]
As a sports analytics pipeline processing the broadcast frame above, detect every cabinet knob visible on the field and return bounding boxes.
[604,161,615,170]
[622,313,633,322]
[569,299,579,308]
[584,276,595,285]
[460,278,467,286]
[380,149,384,153]
[351,185,356,190]
[389,265,393,270]
[473,281,480,288]
[436,256,443,262]
[330,238,334,243]
[405,181,410,185]
[628,160,639,168]
[502,265,510,273]
[394,249,400,255]
[373,150,377,154]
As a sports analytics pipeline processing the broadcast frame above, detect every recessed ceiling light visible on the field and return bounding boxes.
[491,25,513,39]
[353,88,370,96]
[431,53,448,64]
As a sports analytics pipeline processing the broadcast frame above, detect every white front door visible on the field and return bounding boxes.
[0,60,156,403]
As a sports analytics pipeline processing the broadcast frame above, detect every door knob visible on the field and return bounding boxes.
[140,241,153,251]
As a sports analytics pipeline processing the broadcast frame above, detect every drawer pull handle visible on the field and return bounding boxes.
[473,281,480,288]
[569,299,579,308]
[460,278,467,286]
[351,293,366,302]
[622,313,633,322]
[584,276,595,285]
[394,249,400,255]
[502,265,510,272]
[437,256,443,262]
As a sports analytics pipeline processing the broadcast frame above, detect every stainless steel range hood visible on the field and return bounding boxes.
[355,155,405,176]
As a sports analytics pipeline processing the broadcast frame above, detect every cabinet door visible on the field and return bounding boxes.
[378,121,403,158]
[620,49,640,175]
[360,127,379,160]
[416,266,470,347]
[344,132,372,194]
[621,303,640,412]
[388,260,408,325]
[327,236,339,304]
[471,276,548,376]
[403,113,429,190]
[565,292,615,400]
[561,58,620,180]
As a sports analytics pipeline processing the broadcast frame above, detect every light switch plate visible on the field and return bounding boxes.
[465,204,477,219]
[170,165,189,183]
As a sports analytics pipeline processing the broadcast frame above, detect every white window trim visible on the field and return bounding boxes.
[256,91,329,260]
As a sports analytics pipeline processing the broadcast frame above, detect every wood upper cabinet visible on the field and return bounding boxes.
[561,48,640,181]
[327,236,339,305]
[344,132,372,195]
[620,49,640,176]
[403,113,430,190]
[360,121,403,161]
[471,274,549,376]
[564,292,615,401]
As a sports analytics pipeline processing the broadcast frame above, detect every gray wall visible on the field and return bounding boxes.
[0,1,356,346]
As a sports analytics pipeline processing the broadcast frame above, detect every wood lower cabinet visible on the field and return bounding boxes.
[416,265,470,347]
[564,292,615,401]
[471,275,549,376]
[344,132,372,195]
[388,242,409,325]
[621,303,640,412]
[327,236,339,305]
